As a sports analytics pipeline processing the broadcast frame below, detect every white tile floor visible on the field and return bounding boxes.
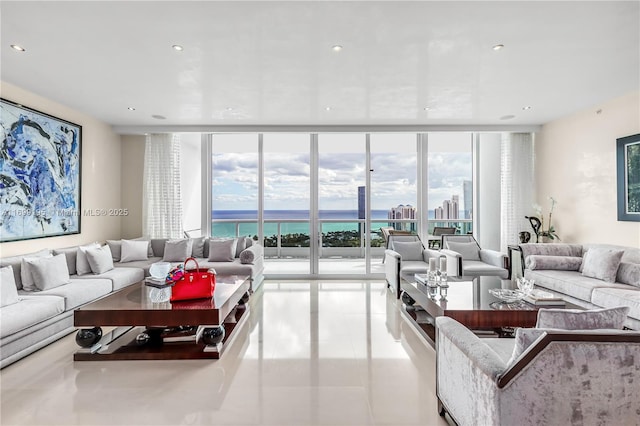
[0,281,451,426]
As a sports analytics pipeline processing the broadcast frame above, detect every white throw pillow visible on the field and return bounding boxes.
[76,242,100,275]
[536,306,629,330]
[392,241,424,261]
[446,241,481,261]
[20,249,52,291]
[85,245,115,274]
[120,239,150,262]
[1,265,20,307]
[27,254,71,291]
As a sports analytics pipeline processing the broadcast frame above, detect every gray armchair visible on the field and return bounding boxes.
[436,316,640,426]
[384,235,443,298]
[440,235,509,278]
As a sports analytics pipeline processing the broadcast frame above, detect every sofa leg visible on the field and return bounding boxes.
[437,398,446,417]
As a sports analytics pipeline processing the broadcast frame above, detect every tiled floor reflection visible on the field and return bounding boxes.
[0,281,450,426]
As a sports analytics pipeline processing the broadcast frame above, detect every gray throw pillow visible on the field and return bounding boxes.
[235,237,247,258]
[536,306,629,330]
[239,248,255,264]
[581,248,624,282]
[163,239,193,262]
[526,255,583,271]
[616,262,640,288]
[507,327,548,366]
[190,237,206,258]
[446,241,481,261]
[1,265,20,307]
[208,239,237,262]
[28,254,71,291]
[106,240,122,261]
[392,241,424,261]
[85,245,115,274]
[76,242,100,275]
[20,249,52,291]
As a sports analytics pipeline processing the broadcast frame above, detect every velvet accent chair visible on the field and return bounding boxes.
[384,235,443,298]
[436,316,640,426]
[439,235,509,279]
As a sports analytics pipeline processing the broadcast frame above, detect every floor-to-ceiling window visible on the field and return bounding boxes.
[208,132,473,277]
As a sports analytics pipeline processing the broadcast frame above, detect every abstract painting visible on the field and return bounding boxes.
[617,133,640,222]
[1,98,81,241]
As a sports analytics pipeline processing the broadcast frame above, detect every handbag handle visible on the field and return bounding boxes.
[184,257,199,271]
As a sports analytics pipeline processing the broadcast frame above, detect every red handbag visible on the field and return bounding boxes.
[170,257,216,302]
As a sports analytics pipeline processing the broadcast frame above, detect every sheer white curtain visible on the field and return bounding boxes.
[143,133,183,238]
[500,133,535,252]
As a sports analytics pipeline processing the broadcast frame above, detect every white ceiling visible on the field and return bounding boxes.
[1,1,639,131]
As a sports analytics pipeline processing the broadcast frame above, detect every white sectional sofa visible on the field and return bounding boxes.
[0,236,264,368]
[519,243,640,330]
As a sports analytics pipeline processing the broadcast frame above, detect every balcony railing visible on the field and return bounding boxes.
[211,218,473,259]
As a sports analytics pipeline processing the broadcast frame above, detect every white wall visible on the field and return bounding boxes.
[536,91,640,247]
[477,133,502,251]
[0,81,122,257]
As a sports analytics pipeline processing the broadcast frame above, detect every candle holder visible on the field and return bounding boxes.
[427,280,439,299]
[438,280,449,300]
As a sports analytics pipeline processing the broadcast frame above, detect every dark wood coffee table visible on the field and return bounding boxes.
[73,275,251,361]
[399,273,580,347]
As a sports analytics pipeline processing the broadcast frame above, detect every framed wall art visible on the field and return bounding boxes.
[0,98,82,242]
[617,133,640,222]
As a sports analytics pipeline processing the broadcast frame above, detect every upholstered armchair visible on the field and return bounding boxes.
[384,235,443,298]
[436,316,640,426]
[440,235,509,278]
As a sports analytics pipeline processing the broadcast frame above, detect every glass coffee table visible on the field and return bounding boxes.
[399,273,578,347]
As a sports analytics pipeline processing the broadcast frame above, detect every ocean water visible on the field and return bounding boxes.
[211,210,421,238]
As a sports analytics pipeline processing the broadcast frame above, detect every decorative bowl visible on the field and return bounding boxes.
[489,288,525,303]
[149,262,171,280]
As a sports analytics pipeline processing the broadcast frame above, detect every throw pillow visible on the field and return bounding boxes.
[507,327,548,366]
[76,242,100,275]
[28,254,71,291]
[616,262,640,288]
[581,247,624,282]
[190,237,206,258]
[163,239,193,262]
[208,239,237,262]
[85,245,115,274]
[106,239,122,261]
[133,237,154,257]
[446,241,481,261]
[1,265,20,307]
[235,237,247,258]
[526,255,583,271]
[392,241,424,261]
[20,249,52,292]
[239,247,255,264]
[120,239,150,262]
[52,247,78,275]
[536,306,629,330]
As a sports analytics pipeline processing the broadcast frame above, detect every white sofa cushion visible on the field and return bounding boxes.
[536,306,629,330]
[20,249,51,292]
[447,241,480,261]
[0,295,65,338]
[208,239,237,262]
[120,239,150,262]
[76,242,100,275]
[86,245,115,274]
[392,241,424,261]
[162,239,193,262]
[33,278,112,311]
[581,247,624,283]
[591,287,640,322]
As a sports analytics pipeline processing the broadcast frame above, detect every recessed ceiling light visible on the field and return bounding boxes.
[332,45,343,52]
[423,107,431,111]
[172,44,183,51]
[151,114,166,120]
[226,107,234,111]
[492,44,505,51]
[522,106,532,110]
[10,44,25,52]
[127,107,136,111]
[325,106,332,111]
[500,114,516,120]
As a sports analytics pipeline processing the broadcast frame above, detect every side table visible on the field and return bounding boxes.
[507,245,524,279]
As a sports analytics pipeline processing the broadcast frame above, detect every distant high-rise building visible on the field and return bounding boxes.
[388,204,417,231]
[463,180,472,219]
[437,194,460,219]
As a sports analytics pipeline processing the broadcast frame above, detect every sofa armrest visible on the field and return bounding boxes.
[479,249,509,269]
[239,244,263,264]
[440,249,463,277]
[384,250,402,298]
[422,248,443,262]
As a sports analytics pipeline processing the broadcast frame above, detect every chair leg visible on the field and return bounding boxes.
[438,398,446,417]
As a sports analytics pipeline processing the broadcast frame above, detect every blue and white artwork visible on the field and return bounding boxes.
[0,99,81,242]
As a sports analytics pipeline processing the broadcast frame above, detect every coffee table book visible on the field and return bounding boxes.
[523,289,565,306]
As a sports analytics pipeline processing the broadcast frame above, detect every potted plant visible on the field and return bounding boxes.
[525,197,560,242]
